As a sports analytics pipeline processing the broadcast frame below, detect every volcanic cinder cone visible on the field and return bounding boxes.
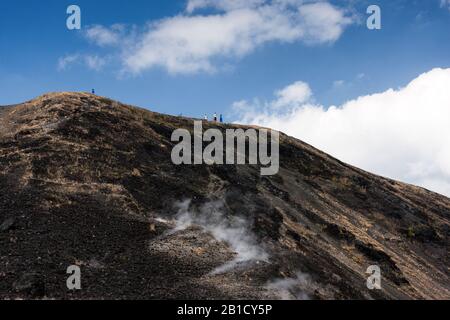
[0,92,449,300]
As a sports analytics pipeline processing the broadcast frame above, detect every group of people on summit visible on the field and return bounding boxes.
[91,88,223,123]
[205,113,224,123]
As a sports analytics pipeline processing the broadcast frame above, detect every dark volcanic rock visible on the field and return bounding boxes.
[0,92,449,300]
[13,272,45,298]
[0,218,15,232]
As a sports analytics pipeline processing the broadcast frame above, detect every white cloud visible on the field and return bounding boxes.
[84,24,124,46]
[273,81,312,108]
[85,1,353,74]
[84,55,107,71]
[57,54,80,71]
[297,2,353,44]
[233,68,450,197]
[186,0,266,13]
[332,79,345,88]
[440,0,450,10]
[57,54,107,71]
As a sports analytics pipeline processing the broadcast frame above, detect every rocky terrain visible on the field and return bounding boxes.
[0,92,449,300]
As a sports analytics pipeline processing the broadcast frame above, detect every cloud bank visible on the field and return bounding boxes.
[75,0,353,75]
[233,68,450,197]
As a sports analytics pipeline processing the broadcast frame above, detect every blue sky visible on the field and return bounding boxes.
[1,0,450,196]
[0,0,449,118]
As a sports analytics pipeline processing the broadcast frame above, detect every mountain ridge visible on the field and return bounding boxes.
[0,92,449,300]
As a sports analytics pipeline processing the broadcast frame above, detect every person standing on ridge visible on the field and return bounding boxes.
[91,89,95,94]
[213,113,217,122]
[220,114,223,123]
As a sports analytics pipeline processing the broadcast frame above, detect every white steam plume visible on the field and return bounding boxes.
[266,271,311,300]
[172,200,268,273]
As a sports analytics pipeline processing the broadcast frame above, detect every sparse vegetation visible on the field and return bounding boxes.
[407,226,416,239]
